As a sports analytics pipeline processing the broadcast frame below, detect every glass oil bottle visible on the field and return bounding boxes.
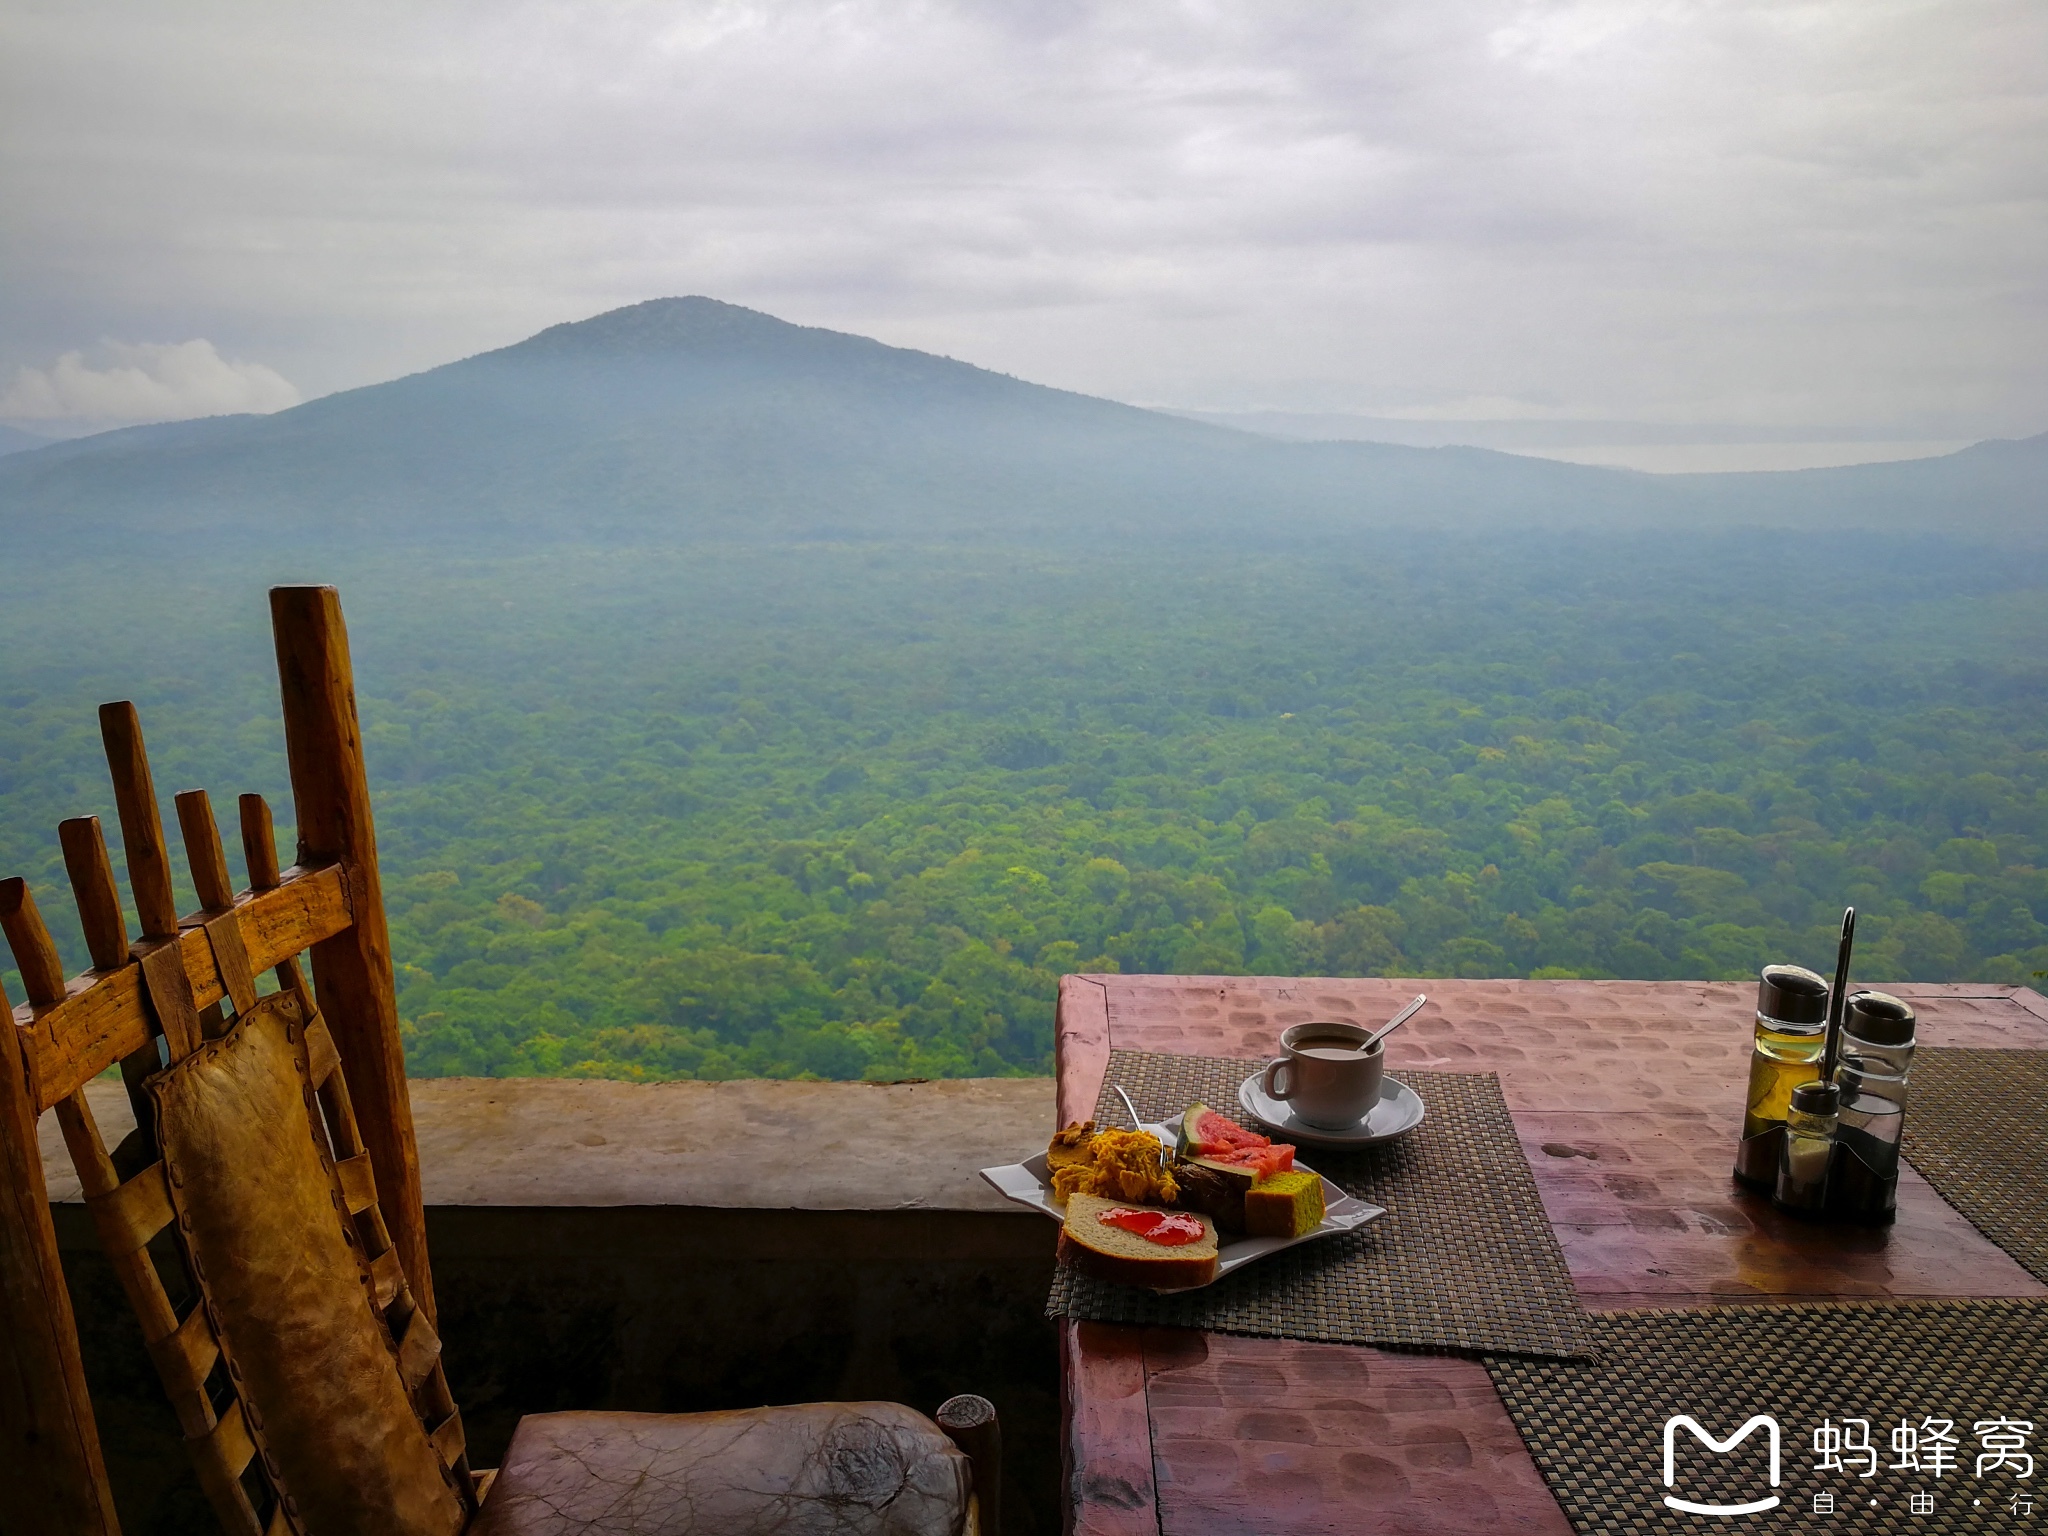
[1734,964,1832,1189]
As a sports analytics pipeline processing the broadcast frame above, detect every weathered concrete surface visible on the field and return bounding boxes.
[406,1076,1056,1211]
[45,1075,1058,1211]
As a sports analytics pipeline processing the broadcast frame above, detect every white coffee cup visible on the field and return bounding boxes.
[1261,1020,1385,1130]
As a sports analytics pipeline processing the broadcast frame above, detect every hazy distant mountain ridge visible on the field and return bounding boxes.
[0,423,55,457]
[1661,432,2048,531]
[2,297,2041,552]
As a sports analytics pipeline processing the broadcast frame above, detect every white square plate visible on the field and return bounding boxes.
[979,1132,1386,1292]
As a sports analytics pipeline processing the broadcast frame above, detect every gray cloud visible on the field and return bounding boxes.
[2,0,2042,444]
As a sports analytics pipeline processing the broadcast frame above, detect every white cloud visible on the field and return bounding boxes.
[0,340,301,427]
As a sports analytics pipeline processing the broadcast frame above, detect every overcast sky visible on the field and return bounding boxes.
[3,0,2044,457]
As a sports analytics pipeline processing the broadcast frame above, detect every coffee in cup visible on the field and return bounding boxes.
[1261,1020,1384,1130]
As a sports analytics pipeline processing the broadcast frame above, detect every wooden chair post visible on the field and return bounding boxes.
[0,984,121,1536]
[269,585,436,1321]
[937,1394,1002,1536]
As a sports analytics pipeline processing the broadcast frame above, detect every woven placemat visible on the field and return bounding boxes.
[1903,1048,2048,1285]
[1044,1050,1592,1359]
[1487,1299,2048,1534]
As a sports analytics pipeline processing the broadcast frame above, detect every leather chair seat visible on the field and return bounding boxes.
[469,1402,976,1536]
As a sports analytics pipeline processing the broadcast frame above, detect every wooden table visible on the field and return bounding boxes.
[1054,976,2048,1536]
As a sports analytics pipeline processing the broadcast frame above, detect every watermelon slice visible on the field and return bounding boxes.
[1210,1142,1296,1179]
[1177,1102,1260,1156]
[1176,1103,1295,1178]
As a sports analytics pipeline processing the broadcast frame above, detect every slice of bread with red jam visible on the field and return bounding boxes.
[1058,1192,1219,1290]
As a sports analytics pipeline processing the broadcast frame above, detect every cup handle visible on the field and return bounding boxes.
[1262,1058,1295,1101]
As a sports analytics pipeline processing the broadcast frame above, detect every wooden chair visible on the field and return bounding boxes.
[0,586,999,1536]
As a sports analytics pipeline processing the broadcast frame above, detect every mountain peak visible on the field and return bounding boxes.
[468,293,1046,410]
[505,296,860,363]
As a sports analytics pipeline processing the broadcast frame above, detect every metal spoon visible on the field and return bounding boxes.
[1362,993,1428,1052]
[1818,906,1857,1083]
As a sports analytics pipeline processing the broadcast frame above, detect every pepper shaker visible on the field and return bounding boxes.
[1773,1079,1840,1215]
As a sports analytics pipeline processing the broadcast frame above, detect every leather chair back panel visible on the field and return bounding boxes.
[152,992,466,1536]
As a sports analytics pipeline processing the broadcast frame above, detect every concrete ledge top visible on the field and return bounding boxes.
[44,1076,1058,1214]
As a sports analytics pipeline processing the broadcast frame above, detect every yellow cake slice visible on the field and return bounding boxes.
[1242,1169,1326,1238]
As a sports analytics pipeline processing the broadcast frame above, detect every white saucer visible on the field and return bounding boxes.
[1238,1072,1425,1148]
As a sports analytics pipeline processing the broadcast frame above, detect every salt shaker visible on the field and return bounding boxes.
[1733,964,1832,1189]
[1773,1079,1840,1215]
[1828,990,1917,1224]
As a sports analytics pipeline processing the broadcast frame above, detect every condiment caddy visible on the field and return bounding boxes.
[1733,906,1919,1224]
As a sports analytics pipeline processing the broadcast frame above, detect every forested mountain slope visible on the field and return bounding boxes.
[4,298,2041,551]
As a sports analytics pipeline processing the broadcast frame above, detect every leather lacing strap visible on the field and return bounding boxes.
[306,1015,341,1088]
[397,1308,444,1394]
[370,1246,406,1309]
[85,1160,175,1256]
[148,1301,222,1401]
[190,1398,263,1534]
[335,1152,378,1214]
[139,938,204,1061]
[203,907,260,1018]
[430,1410,466,1468]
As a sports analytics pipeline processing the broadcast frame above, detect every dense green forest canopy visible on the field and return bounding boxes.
[3,527,2043,1081]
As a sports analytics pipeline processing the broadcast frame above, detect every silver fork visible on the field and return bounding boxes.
[1113,1084,1170,1166]
[1113,1083,1144,1128]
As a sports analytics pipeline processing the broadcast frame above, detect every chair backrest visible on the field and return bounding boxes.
[0,587,458,1536]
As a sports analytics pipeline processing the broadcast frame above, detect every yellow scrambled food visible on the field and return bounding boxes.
[1046,1119,1099,1177]
[1048,1127,1179,1205]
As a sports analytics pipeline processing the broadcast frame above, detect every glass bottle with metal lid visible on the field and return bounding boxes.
[1734,964,1831,1189]
[1774,1079,1840,1214]
[1828,990,1917,1224]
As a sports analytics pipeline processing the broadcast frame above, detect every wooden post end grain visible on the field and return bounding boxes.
[58,819,130,973]
[173,791,236,912]
[937,1393,1002,1536]
[98,703,178,942]
[0,880,69,1007]
[238,795,282,891]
